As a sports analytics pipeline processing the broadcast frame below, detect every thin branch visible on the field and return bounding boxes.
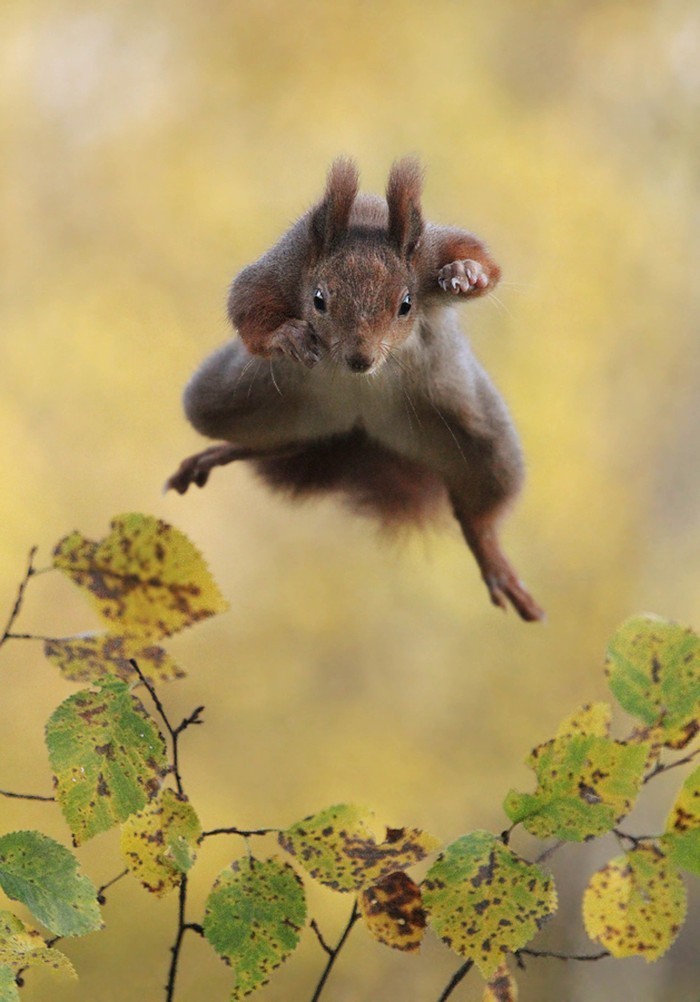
[436,960,474,1002]
[165,874,190,1002]
[0,546,38,651]
[0,788,55,802]
[309,919,333,957]
[643,745,700,785]
[309,901,360,1002]
[535,839,565,865]
[97,868,129,904]
[199,826,278,841]
[613,828,658,848]
[517,947,610,962]
[129,659,203,796]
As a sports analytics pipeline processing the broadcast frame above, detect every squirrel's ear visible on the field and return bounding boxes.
[386,156,424,258]
[310,157,359,255]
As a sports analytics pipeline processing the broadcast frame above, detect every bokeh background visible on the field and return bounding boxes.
[2,1,699,999]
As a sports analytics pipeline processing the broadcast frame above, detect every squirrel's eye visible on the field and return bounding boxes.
[398,292,412,317]
[313,288,326,313]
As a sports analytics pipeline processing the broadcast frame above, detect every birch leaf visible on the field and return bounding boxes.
[0,910,76,980]
[120,790,201,896]
[359,871,426,952]
[662,765,700,876]
[44,633,185,685]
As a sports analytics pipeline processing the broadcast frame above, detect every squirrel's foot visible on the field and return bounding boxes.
[270,319,322,369]
[165,444,255,494]
[438,259,490,295]
[483,566,545,623]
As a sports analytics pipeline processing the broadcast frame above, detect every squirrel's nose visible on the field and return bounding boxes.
[346,353,373,374]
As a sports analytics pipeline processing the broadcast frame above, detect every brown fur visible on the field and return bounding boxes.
[168,157,543,621]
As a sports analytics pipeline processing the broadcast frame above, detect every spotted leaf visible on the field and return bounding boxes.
[555,702,612,739]
[503,721,648,841]
[278,804,440,891]
[0,833,101,937]
[53,513,228,640]
[359,871,426,952]
[0,965,18,1002]
[0,910,76,982]
[422,831,557,978]
[662,765,700,876]
[45,678,167,845]
[44,633,185,685]
[605,615,700,748]
[583,844,686,960]
[120,790,201,896]
[203,856,306,999]
[483,963,518,1002]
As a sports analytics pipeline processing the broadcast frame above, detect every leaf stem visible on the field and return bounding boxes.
[436,959,474,1001]
[0,547,38,652]
[309,900,360,1002]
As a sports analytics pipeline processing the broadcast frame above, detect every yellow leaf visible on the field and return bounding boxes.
[483,963,518,1002]
[44,633,185,685]
[0,910,75,980]
[120,789,202,896]
[582,845,686,960]
[53,513,228,640]
[360,871,426,952]
[555,702,611,739]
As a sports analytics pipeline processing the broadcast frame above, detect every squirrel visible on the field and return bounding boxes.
[166,157,544,622]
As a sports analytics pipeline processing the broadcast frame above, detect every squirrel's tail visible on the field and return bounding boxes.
[253,428,445,528]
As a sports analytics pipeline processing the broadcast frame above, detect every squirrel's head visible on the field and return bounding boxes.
[303,157,425,375]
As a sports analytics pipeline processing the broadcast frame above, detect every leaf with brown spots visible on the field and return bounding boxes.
[359,871,426,952]
[662,765,700,876]
[503,713,648,841]
[555,702,612,740]
[45,678,167,845]
[278,804,440,892]
[53,513,228,640]
[203,856,306,999]
[119,790,201,896]
[44,633,185,685]
[483,963,518,1002]
[605,615,700,748]
[421,831,557,979]
[0,910,76,985]
[583,844,686,960]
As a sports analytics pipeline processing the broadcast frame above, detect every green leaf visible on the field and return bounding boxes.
[120,790,202,896]
[278,804,440,891]
[45,678,167,845]
[662,765,700,875]
[0,965,19,1002]
[359,871,427,952]
[44,633,185,685]
[606,615,700,748]
[0,833,102,937]
[203,856,306,999]
[53,513,228,640]
[503,721,648,841]
[583,844,686,960]
[422,831,557,978]
[0,910,76,981]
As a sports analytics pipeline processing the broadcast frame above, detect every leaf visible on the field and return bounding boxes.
[662,765,700,875]
[0,833,102,937]
[45,678,167,845]
[0,966,18,1002]
[555,702,612,739]
[278,804,440,891]
[359,871,426,952]
[53,513,228,640]
[503,714,648,841]
[483,963,518,1002]
[422,831,557,978]
[203,856,306,999]
[120,789,202,896]
[605,615,700,748]
[44,633,185,685]
[0,910,76,981]
[582,844,686,960]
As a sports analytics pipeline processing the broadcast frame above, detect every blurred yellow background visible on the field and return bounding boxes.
[2,1,699,999]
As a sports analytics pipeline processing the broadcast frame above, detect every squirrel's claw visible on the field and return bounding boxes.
[438,259,489,296]
[270,319,322,369]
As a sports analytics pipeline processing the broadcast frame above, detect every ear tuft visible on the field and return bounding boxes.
[310,157,360,254]
[386,156,425,258]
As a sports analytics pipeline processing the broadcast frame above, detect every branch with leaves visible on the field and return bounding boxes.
[0,513,698,1002]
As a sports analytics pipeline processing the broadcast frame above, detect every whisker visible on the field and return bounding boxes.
[269,359,283,397]
[428,398,469,469]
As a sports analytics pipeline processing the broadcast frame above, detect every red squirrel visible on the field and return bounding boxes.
[166,157,544,622]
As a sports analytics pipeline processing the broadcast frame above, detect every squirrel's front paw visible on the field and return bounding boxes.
[438,259,490,295]
[270,319,322,369]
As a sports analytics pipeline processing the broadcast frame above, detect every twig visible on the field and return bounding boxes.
[309,901,360,1002]
[0,788,55,802]
[199,826,278,841]
[613,829,658,848]
[643,745,700,785]
[517,947,610,962]
[165,874,190,1002]
[0,547,38,651]
[96,868,129,904]
[535,839,565,865]
[129,659,204,796]
[436,960,474,1001]
[309,919,333,957]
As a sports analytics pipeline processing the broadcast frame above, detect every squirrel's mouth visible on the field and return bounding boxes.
[345,353,375,374]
